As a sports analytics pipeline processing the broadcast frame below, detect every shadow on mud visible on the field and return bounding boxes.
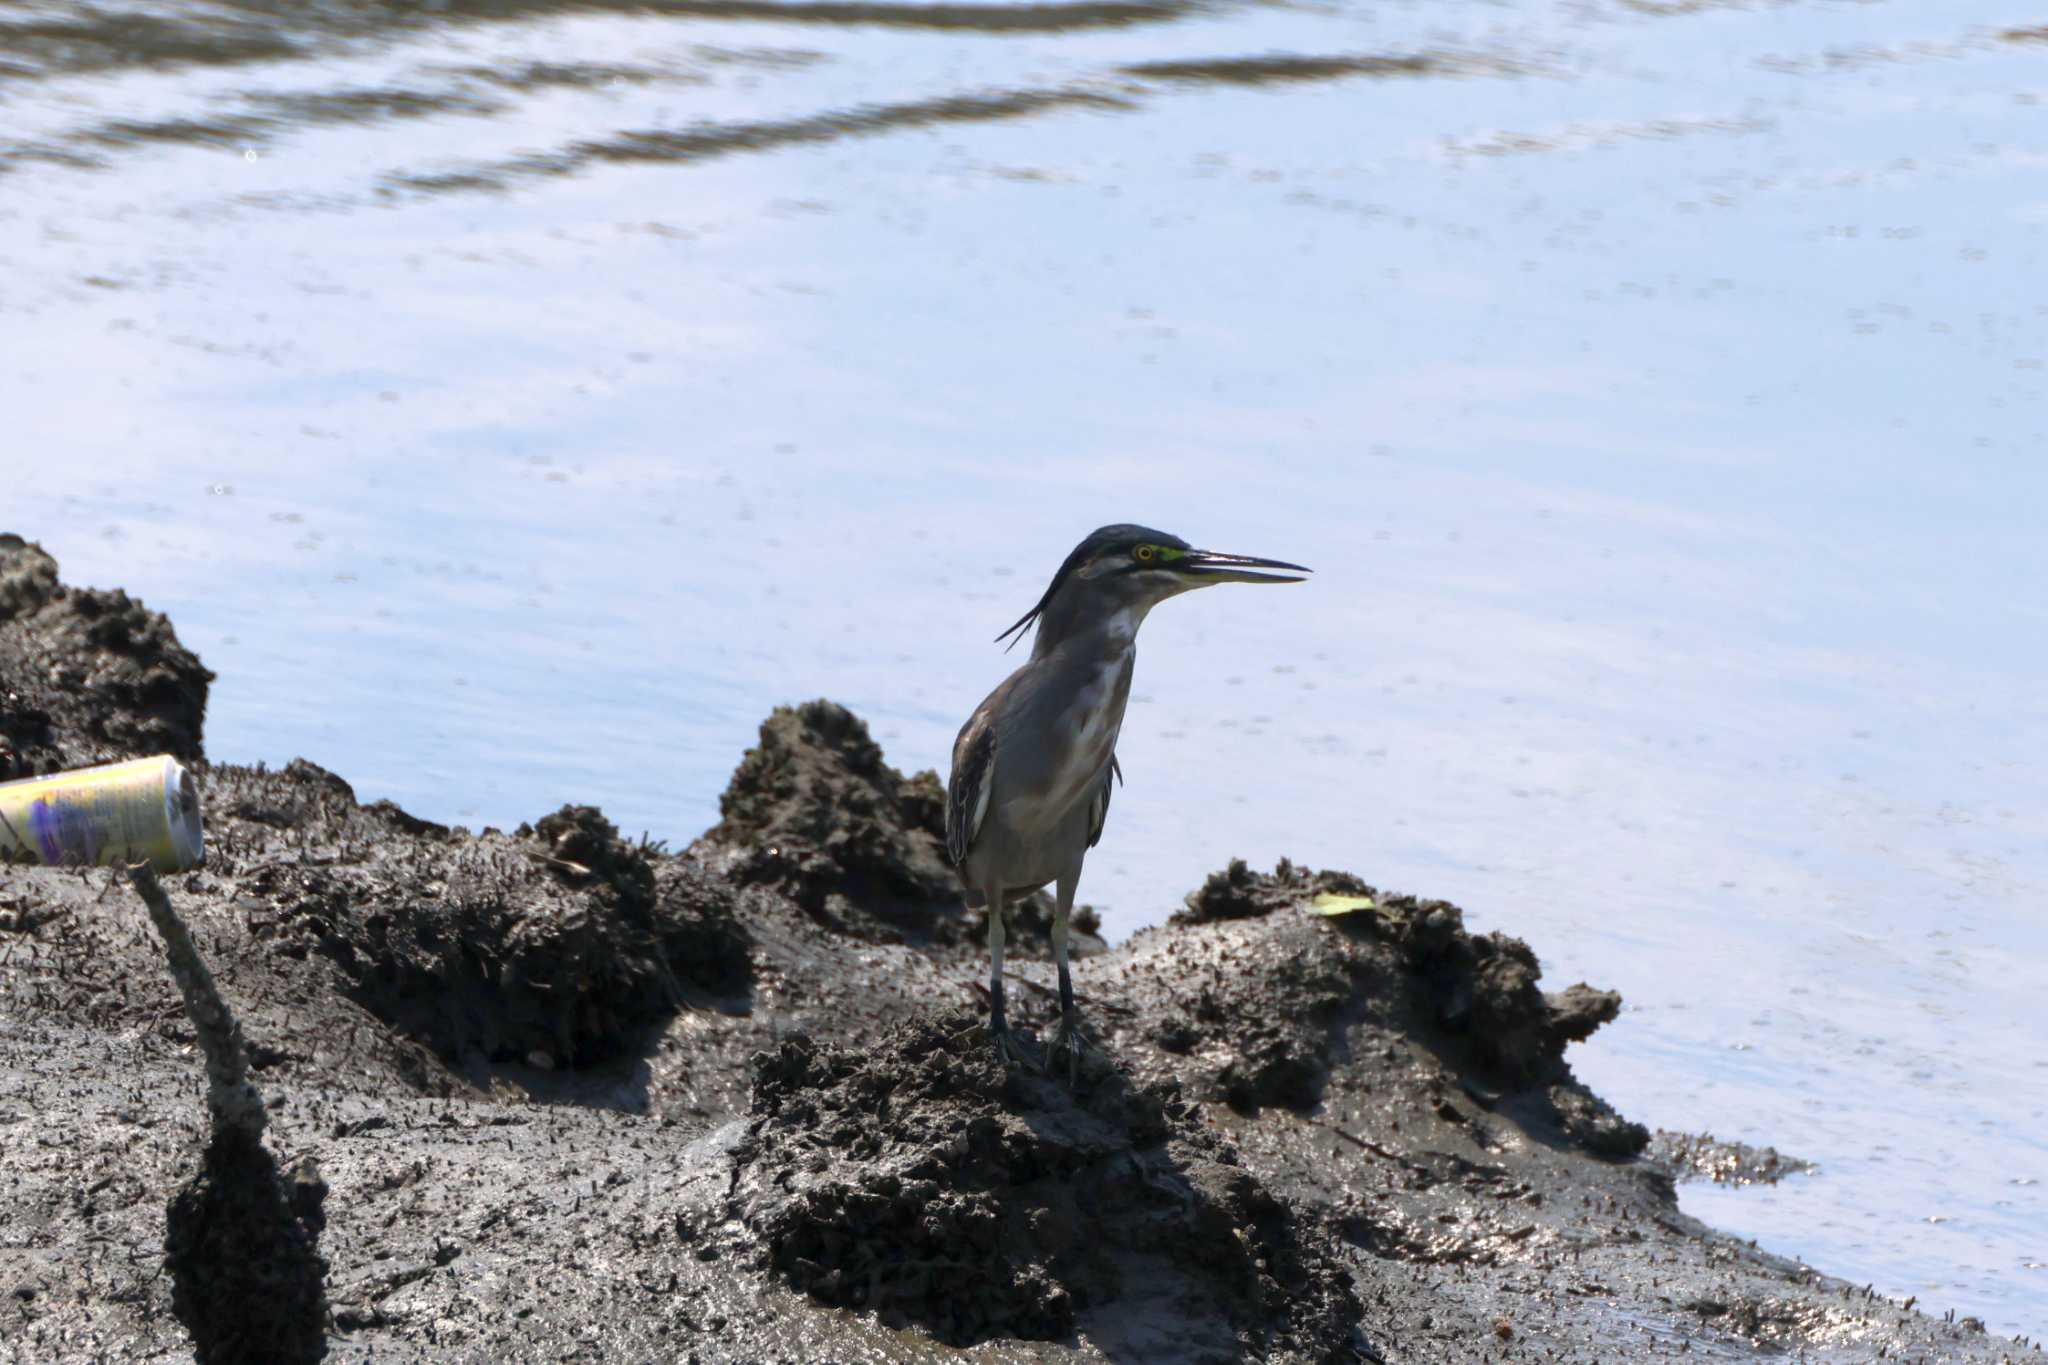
[717,1014,1367,1360]
[166,1129,330,1365]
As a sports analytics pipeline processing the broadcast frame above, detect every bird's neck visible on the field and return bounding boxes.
[1032,602,1149,664]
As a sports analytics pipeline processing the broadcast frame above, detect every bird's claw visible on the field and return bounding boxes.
[1045,1011,1095,1086]
[990,1022,1037,1070]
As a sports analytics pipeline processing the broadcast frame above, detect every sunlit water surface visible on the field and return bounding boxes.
[3,0,2044,1337]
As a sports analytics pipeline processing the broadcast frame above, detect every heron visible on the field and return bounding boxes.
[945,524,1311,1073]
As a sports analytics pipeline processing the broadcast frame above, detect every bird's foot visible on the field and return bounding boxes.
[990,1020,1037,1070]
[1045,1008,1097,1086]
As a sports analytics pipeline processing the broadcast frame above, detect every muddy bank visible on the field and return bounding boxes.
[0,539,2032,1363]
[1649,1130,1818,1188]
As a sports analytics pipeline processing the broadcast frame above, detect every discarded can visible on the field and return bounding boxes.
[0,755,204,872]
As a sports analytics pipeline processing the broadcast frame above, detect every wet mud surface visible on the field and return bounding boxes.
[1649,1131,1819,1189]
[1,543,2034,1361]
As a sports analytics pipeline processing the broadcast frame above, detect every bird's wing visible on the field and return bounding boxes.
[1087,753,1119,849]
[946,709,996,867]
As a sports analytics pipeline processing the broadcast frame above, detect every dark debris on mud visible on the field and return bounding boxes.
[727,1016,1363,1359]
[207,764,751,1074]
[1174,856,1377,925]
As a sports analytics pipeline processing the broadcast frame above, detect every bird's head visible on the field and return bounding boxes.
[996,523,1310,653]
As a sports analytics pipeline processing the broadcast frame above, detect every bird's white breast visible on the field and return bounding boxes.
[1070,659,1122,759]
[1051,657,1126,812]
[996,654,1128,843]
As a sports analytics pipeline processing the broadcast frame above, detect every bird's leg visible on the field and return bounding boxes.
[1047,865,1088,1083]
[985,884,1030,1067]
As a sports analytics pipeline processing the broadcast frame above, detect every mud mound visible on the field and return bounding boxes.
[1345,882,1647,1155]
[0,533,213,776]
[1363,891,1610,1085]
[1149,926,1364,1114]
[1651,1129,1816,1186]
[0,532,59,618]
[724,1016,1362,1359]
[204,765,750,1074]
[1174,856,1373,924]
[1184,859,1627,1087]
[1158,859,1378,1112]
[1130,861,1647,1153]
[1146,860,1384,1113]
[164,1130,328,1364]
[693,700,967,943]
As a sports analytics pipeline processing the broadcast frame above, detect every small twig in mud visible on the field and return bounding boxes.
[126,861,265,1140]
[1308,1117,1408,1165]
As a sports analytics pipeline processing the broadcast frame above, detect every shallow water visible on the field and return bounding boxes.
[4,0,2044,1337]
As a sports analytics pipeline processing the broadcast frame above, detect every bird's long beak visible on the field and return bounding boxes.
[1176,549,1312,585]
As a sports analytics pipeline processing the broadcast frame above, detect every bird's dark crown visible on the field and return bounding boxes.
[994,524,1191,650]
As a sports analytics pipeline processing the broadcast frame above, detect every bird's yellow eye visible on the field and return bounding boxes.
[1134,544,1156,562]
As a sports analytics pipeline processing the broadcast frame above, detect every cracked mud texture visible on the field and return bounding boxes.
[0,533,213,777]
[0,540,2035,1363]
[726,1016,1362,1359]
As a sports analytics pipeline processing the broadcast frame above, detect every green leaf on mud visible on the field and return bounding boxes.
[1308,892,1376,916]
